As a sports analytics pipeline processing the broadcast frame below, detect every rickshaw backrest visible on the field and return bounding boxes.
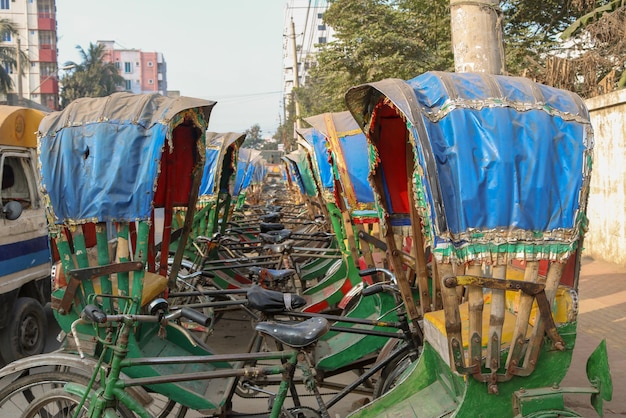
[38,92,214,321]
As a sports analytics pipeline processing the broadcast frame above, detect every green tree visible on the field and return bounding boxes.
[296,0,453,117]
[242,124,264,149]
[60,43,125,108]
[0,18,27,94]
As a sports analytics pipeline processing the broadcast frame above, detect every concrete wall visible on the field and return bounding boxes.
[584,89,626,266]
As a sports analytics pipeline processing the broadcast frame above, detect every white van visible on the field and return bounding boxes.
[0,106,51,365]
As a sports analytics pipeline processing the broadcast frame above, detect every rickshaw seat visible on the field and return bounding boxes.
[424,285,577,361]
[423,299,532,364]
[91,272,168,307]
[425,262,574,391]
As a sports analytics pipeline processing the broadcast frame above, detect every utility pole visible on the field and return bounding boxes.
[16,37,23,104]
[290,18,302,130]
[449,0,505,74]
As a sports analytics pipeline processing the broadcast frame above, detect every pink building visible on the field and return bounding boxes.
[98,40,167,95]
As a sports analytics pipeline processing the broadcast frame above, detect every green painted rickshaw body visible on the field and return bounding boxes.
[349,322,578,418]
[314,289,399,372]
[122,322,233,412]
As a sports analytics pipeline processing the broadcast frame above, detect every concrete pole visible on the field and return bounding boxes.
[449,0,505,74]
[290,18,302,129]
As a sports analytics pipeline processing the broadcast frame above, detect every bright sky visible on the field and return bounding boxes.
[55,0,287,137]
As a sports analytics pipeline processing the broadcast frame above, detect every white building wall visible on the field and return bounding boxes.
[118,50,142,94]
[282,0,334,120]
[584,89,626,266]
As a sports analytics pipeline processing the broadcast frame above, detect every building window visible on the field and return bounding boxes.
[136,62,139,66]
[318,24,326,31]
[0,0,9,10]
[318,37,327,44]
[147,61,153,67]
[148,79,154,84]
[125,80,132,90]
[124,62,132,73]
[4,63,11,74]
[1,31,11,42]
[115,62,120,69]
[317,12,323,19]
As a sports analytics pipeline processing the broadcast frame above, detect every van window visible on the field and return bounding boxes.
[1,156,34,209]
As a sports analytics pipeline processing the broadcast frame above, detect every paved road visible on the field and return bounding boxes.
[34,256,626,417]
[562,256,626,418]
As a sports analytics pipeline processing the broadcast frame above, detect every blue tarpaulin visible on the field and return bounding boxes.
[346,72,592,260]
[38,93,215,224]
[305,112,375,210]
[199,132,245,198]
[297,127,334,193]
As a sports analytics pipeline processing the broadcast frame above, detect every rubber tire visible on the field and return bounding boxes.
[20,387,133,418]
[373,347,416,398]
[0,368,178,418]
[0,297,47,363]
[0,371,91,412]
[21,388,89,418]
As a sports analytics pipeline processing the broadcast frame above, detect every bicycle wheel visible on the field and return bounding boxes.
[0,366,182,417]
[21,388,89,418]
[372,347,416,398]
[0,371,91,415]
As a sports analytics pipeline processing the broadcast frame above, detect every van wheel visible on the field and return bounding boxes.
[0,297,47,363]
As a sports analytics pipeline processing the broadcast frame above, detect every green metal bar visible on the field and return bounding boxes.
[96,223,113,314]
[131,221,149,311]
[116,224,130,313]
[71,227,95,305]
[218,193,232,235]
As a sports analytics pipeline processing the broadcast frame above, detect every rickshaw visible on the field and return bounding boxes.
[298,112,401,315]
[0,92,223,416]
[343,71,612,417]
[232,147,263,211]
[290,112,422,386]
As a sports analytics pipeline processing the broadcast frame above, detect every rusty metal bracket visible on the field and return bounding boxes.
[445,275,545,295]
[57,261,144,315]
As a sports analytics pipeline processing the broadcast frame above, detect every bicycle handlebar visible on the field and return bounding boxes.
[358,267,396,284]
[80,303,212,327]
[358,268,400,298]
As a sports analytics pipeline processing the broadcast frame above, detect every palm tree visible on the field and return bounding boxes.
[60,42,125,108]
[0,18,27,94]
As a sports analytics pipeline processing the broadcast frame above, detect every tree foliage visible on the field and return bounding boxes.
[0,18,27,94]
[554,0,626,96]
[59,43,125,108]
[296,0,453,117]
[242,124,265,149]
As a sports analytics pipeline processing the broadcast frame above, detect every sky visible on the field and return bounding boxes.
[55,0,287,137]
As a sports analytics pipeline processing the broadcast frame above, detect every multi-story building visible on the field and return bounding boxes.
[98,40,167,96]
[282,0,334,124]
[0,0,59,110]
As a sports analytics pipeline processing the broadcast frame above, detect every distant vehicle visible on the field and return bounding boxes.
[0,106,51,365]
